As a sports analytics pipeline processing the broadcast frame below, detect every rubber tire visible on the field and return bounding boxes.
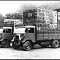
[1,40,10,48]
[23,41,32,51]
[51,40,59,48]
[12,42,19,49]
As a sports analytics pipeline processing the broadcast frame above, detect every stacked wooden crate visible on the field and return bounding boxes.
[23,9,37,25]
[37,8,57,32]
[36,8,57,39]
[23,8,57,30]
[58,12,60,30]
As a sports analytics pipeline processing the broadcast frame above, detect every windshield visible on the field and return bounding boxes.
[25,28,34,33]
[3,29,11,33]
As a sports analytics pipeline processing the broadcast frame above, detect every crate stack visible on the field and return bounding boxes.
[37,9,57,30]
[23,9,37,25]
[23,8,57,30]
[36,8,45,32]
[37,8,45,24]
[46,10,57,30]
[57,12,60,30]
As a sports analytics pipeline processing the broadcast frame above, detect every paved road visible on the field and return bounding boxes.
[0,45,60,59]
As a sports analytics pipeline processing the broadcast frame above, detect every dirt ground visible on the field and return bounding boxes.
[0,45,60,59]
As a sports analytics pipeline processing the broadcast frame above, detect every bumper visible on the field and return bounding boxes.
[12,41,22,47]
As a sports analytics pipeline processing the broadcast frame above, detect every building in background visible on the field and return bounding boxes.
[4,12,23,27]
[4,19,23,27]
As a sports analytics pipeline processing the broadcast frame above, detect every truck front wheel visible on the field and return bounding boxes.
[12,42,19,49]
[51,40,59,48]
[23,41,32,51]
[1,40,10,48]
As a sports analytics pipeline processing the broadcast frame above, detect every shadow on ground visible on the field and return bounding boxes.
[12,44,60,51]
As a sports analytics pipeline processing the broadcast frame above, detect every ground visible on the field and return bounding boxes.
[0,44,60,59]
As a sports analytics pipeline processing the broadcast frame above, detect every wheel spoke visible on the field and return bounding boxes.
[23,41,32,51]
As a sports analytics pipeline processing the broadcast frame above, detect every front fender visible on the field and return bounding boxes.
[22,38,32,43]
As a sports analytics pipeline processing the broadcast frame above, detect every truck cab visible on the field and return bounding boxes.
[2,27,13,41]
[0,27,13,47]
[0,21,14,48]
[24,26,35,42]
[12,25,35,50]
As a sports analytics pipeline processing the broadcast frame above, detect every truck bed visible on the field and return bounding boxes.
[37,30,60,40]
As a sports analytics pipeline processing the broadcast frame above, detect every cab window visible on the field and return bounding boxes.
[25,28,34,33]
[3,29,5,33]
[6,29,11,33]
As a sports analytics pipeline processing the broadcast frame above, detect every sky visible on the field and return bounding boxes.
[0,1,59,16]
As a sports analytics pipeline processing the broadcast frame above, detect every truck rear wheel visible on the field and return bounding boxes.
[23,41,32,51]
[51,40,59,48]
[1,40,10,48]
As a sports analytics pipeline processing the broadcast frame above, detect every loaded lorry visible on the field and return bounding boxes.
[12,24,60,51]
[12,9,60,51]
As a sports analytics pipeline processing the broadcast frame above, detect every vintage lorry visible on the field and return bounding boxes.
[12,24,60,51]
[12,9,60,51]
[0,21,14,47]
[0,8,60,51]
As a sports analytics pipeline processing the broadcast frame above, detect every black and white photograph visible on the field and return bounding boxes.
[0,1,60,59]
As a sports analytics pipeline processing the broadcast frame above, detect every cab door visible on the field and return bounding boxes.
[25,27,35,42]
[2,28,12,41]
